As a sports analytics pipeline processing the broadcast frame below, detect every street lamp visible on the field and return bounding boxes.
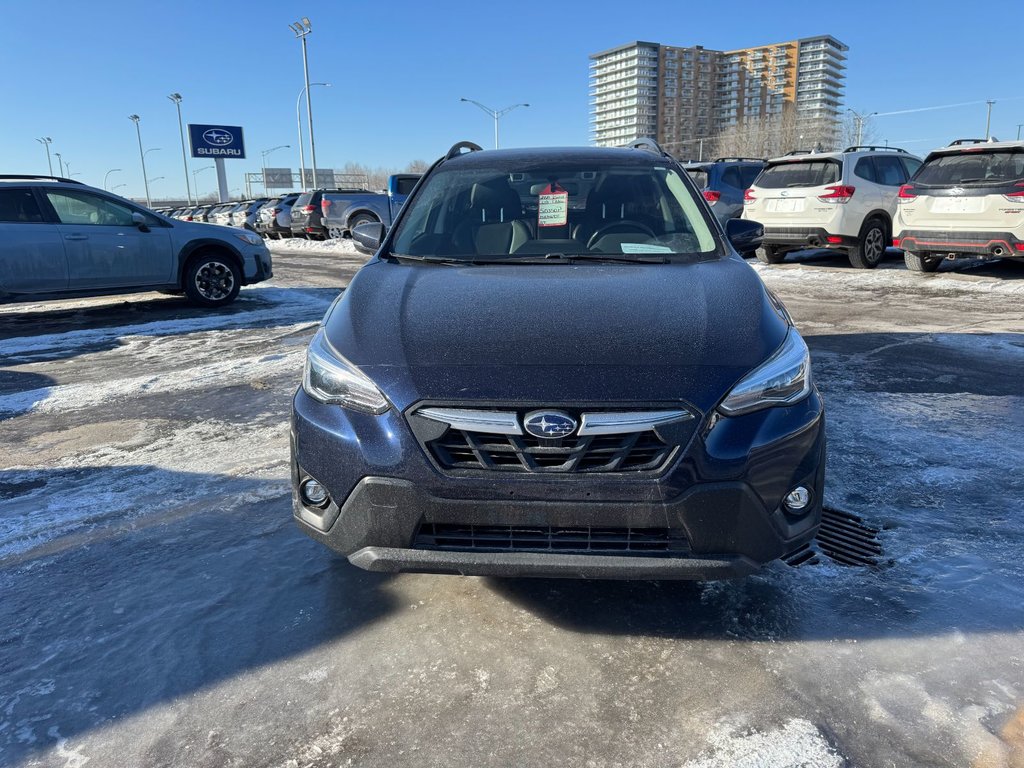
[847,109,877,146]
[192,165,214,199]
[111,184,127,194]
[261,145,291,194]
[985,100,996,140]
[104,168,122,190]
[129,114,151,208]
[54,152,65,177]
[168,93,193,205]
[36,137,54,175]
[289,18,319,189]
[295,82,330,189]
[460,98,529,149]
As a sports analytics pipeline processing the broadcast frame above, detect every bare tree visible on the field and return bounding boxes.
[839,111,878,148]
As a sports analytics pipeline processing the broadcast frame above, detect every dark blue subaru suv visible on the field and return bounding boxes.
[290,140,824,580]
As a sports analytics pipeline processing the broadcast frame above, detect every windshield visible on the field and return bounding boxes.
[915,150,1024,186]
[757,160,841,188]
[389,159,718,260]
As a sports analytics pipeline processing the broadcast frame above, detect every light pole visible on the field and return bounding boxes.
[111,183,127,193]
[1017,123,1023,141]
[104,168,122,190]
[54,152,64,177]
[295,82,330,189]
[289,18,319,189]
[847,109,877,146]
[261,145,290,194]
[168,93,193,205]
[192,165,214,199]
[985,100,996,140]
[459,98,529,149]
[129,114,151,207]
[36,137,54,175]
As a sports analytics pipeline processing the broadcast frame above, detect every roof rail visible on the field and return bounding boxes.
[444,141,483,160]
[784,150,814,156]
[948,137,998,146]
[625,137,670,157]
[713,156,766,163]
[0,174,85,185]
[842,145,908,154]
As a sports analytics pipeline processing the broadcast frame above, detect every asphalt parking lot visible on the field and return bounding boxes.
[2,243,1023,767]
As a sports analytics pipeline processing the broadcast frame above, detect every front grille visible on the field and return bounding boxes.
[427,429,675,473]
[414,523,690,557]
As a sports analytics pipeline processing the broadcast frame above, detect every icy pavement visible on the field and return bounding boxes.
[0,251,1023,767]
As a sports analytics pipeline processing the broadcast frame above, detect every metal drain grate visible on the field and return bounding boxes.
[785,507,883,568]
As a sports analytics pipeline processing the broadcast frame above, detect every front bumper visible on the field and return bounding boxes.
[895,229,1024,257]
[290,390,826,580]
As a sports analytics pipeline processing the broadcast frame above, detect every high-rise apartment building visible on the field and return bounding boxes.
[589,36,847,153]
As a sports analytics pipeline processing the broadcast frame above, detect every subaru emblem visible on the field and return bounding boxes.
[523,410,577,439]
[203,128,234,146]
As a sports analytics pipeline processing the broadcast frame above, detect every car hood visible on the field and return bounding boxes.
[322,257,789,413]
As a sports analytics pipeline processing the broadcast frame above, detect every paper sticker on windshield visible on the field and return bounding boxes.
[538,183,568,228]
[621,243,673,254]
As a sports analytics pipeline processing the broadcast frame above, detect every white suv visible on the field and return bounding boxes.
[893,139,1024,272]
[743,146,923,268]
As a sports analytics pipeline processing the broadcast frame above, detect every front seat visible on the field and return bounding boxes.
[452,181,530,255]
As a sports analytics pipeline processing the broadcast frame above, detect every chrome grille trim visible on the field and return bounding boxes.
[577,409,693,436]
[417,407,522,435]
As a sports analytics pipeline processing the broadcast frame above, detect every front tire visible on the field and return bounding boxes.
[183,254,242,308]
[756,245,787,264]
[849,217,887,269]
[904,250,942,273]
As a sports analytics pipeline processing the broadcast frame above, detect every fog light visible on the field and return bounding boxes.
[784,486,811,511]
[300,478,330,507]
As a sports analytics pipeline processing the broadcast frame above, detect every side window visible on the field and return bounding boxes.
[739,165,762,188]
[396,177,418,195]
[0,189,45,223]
[901,156,923,179]
[45,190,137,226]
[873,156,907,186]
[720,166,744,189]
[853,157,877,183]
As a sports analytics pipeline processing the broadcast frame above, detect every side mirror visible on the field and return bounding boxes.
[131,211,150,232]
[725,218,762,254]
[351,222,385,253]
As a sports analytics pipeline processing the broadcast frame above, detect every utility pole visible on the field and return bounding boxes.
[36,137,54,175]
[129,114,151,208]
[985,100,996,140]
[168,93,193,205]
[847,109,877,147]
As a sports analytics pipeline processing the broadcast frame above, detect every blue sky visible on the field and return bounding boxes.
[2,0,1021,200]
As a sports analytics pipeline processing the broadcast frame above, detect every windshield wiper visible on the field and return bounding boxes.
[545,253,669,264]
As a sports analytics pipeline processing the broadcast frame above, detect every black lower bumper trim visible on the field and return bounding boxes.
[762,227,856,249]
[349,546,759,580]
[897,229,1023,257]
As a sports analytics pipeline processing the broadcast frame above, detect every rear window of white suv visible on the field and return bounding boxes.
[756,160,840,188]
[915,150,1024,186]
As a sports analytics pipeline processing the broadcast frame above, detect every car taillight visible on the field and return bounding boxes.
[702,189,721,204]
[185,216,193,221]
[892,238,901,248]
[302,205,316,213]
[898,184,917,201]
[272,208,282,215]
[743,189,756,203]
[818,185,855,204]
[322,198,332,209]
[1004,182,1024,202]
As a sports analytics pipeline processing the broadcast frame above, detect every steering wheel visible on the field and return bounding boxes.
[586,220,657,250]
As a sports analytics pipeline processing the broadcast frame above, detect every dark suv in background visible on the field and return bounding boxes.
[684,158,765,224]
[290,189,360,239]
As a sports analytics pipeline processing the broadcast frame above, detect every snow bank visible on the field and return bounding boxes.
[753,262,1024,297]
[267,237,363,255]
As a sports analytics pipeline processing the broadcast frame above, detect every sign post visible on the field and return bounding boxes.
[188,123,246,203]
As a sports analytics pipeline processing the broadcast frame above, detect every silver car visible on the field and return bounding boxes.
[0,175,273,307]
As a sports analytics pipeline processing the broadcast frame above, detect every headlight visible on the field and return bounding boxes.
[302,330,390,414]
[719,329,811,416]
[235,232,263,246]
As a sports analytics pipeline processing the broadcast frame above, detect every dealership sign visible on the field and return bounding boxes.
[188,124,246,159]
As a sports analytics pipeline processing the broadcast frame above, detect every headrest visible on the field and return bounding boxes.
[470,181,521,214]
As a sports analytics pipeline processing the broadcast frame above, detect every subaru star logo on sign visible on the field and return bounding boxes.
[523,411,577,439]
[188,123,246,159]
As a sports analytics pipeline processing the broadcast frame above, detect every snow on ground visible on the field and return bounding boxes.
[267,236,363,255]
[681,719,843,768]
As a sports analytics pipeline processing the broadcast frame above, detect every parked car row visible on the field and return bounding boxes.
[740,138,1024,272]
